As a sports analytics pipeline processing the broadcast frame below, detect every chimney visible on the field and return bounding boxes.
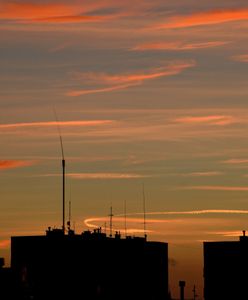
[179,281,186,300]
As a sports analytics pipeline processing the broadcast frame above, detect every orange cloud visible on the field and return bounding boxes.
[181,171,223,177]
[0,160,34,170]
[0,120,113,129]
[175,115,235,125]
[68,61,195,96]
[223,158,248,164]
[67,83,139,97]
[212,231,244,237]
[124,209,248,217]
[68,173,150,179]
[84,210,248,236]
[0,2,118,24]
[25,15,108,24]
[0,239,10,249]
[0,3,78,19]
[132,41,229,51]
[181,186,248,191]
[157,8,248,29]
[232,54,248,62]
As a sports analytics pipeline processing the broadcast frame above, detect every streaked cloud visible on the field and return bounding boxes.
[125,209,248,217]
[0,2,117,24]
[222,158,248,164]
[0,120,114,130]
[212,231,244,237]
[0,240,10,249]
[175,115,235,126]
[232,54,248,62]
[181,171,223,177]
[132,41,229,51]
[68,61,195,96]
[0,160,35,170]
[68,173,151,179]
[181,186,248,191]
[67,83,139,97]
[156,8,248,29]
[84,210,248,236]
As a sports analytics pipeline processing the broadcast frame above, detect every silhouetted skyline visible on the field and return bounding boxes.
[1,0,248,298]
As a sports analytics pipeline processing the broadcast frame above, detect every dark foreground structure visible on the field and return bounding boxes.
[204,231,248,300]
[11,228,169,300]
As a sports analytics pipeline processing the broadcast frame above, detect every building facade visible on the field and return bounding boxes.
[204,232,248,300]
[11,228,169,300]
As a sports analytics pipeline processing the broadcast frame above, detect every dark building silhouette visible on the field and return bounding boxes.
[0,257,16,299]
[11,228,169,300]
[204,231,248,300]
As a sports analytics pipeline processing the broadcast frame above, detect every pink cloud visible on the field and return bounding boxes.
[175,115,235,126]
[132,41,229,51]
[0,120,114,129]
[0,160,35,170]
[0,2,125,24]
[156,8,248,29]
[181,186,248,191]
[232,54,248,62]
[0,239,10,249]
[181,171,223,177]
[68,173,151,179]
[223,158,248,164]
[128,209,248,217]
[68,61,195,96]
[67,83,140,97]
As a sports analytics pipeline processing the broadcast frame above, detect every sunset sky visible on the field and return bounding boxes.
[1,0,248,297]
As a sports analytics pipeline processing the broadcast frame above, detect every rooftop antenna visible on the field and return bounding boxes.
[67,183,72,232]
[67,200,71,232]
[142,183,147,239]
[53,108,65,234]
[109,205,113,237]
[124,199,127,237]
[193,285,198,300]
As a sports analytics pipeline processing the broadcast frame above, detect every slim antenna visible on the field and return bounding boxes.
[124,199,127,237]
[109,205,113,237]
[53,108,65,234]
[67,200,71,231]
[142,183,147,239]
[193,285,198,300]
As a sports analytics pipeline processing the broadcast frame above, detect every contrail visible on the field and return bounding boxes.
[84,209,248,233]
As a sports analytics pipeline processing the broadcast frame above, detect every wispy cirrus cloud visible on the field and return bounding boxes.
[156,8,248,29]
[231,54,248,62]
[222,158,248,164]
[0,2,122,24]
[175,115,235,126]
[212,231,245,237]
[181,171,223,177]
[68,83,139,97]
[127,209,248,216]
[68,61,195,96]
[0,160,35,170]
[181,186,248,191]
[67,173,151,179]
[132,41,229,51]
[0,239,10,249]
[0,120,114,130]
[39,173,151,179]
[84,210,248,236]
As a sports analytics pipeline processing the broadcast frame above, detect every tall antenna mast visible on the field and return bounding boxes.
[53,108,65,234]
[109,205,113,237]
[124,199,127,237]
[142,183,147,239]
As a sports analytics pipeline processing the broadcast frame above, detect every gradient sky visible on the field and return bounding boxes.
[1,0,248,298]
